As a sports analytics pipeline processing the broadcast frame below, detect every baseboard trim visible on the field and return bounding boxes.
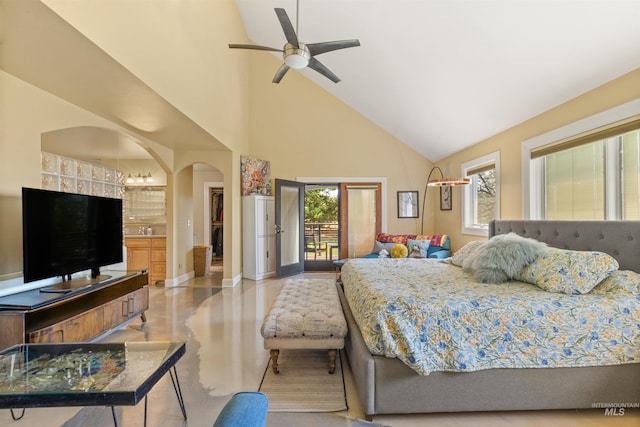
[222,273,242,288]
[164,271,194,287]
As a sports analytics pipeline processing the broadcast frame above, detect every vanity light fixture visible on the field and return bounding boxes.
[127,172,154,185]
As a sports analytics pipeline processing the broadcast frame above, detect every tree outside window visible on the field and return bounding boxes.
[475,168,496,225]
[462,151,500,236]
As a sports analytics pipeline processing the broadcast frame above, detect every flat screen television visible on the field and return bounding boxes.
[22,187,123,284]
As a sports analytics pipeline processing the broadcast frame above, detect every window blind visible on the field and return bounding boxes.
[466,163,495,176]
[531,116,640,159]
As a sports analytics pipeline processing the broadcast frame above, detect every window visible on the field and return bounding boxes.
[523,100,640,220]
[622,130,640,219]
[461,151,500,236]
[542,141,606,219]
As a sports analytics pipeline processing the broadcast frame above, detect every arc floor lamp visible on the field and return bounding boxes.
[420,166,470,235]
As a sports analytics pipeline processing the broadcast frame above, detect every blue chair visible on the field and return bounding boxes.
[213,392,268,427]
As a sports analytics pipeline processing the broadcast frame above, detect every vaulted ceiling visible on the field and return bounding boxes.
[0,0,229,162]
[235,0,640,161]
[3,1,639,164]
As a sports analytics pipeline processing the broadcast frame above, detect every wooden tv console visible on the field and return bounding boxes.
[0,270,149,350]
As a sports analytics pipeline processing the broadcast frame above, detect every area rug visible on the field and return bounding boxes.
[259,349,348,412]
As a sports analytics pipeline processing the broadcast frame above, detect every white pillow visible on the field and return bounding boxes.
[371,241,397,254]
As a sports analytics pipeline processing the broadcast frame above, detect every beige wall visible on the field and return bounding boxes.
[43,0,251,153]
[0,0,250,288]
[247,53,435,235]
[434,68,640,251]
[0,71,141,279]
[3,0,638,291]
[172,166,194,279]
[39,0,249,286]
[0,71,125,197]
[2,0,433,290]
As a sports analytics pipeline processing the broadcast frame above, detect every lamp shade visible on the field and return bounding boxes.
[427,177,470,187]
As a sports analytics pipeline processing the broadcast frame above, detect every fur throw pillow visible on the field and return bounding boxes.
[462,233,547,283]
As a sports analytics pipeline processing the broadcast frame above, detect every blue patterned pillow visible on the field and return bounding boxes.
[515,247,619,295]
[591,270,640,295]
[451,240,484,267]
[407,239,429,258]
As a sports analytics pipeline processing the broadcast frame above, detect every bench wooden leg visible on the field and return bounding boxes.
[328,349,338,374]
[270,349,280,374]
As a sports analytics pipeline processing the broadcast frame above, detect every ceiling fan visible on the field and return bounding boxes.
[229,6,360,84]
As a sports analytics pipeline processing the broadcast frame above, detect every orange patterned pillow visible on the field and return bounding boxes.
[375,233,416,245]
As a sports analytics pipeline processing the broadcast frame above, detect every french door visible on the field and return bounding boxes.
[275,179,382,275]
[275,179,305,277]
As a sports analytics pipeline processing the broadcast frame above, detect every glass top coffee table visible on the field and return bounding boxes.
[0,341,186,426]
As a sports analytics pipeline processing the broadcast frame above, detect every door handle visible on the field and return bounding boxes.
[275,225,283,234]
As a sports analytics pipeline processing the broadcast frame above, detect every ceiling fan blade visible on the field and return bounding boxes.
[307,39,361,56]
[274,8,299,47]
[228,44,282,52]
[272,63,290,84]
[308,57,341,83]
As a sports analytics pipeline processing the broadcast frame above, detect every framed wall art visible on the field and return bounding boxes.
[398,191,419,218]
[440,186,452,211]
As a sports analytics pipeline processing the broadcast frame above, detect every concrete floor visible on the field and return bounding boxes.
[0,265,637,426]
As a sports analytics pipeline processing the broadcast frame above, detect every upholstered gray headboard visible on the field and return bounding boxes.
[490,220,640,273]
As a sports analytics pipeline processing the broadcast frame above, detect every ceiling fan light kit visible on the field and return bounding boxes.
[283,43,310,69]
[229,6,360,83]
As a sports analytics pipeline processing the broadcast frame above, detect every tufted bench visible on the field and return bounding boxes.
[261,279,347,374]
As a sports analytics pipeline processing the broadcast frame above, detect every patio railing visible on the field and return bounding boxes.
[305,222,339,260]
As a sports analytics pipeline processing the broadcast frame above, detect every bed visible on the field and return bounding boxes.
[338,220,640,419]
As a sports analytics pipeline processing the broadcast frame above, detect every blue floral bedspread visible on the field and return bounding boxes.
[341,258,640,376]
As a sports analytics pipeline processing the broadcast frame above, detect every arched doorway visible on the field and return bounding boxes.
[193,163,225,280]
[41,126,171,284]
